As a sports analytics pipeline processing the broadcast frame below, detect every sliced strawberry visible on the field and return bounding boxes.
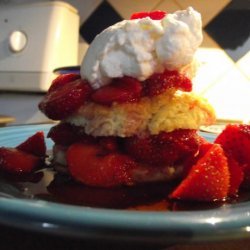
[242,164,250,189]
[142,70,192,96]
[67,143,136,187]
[227,156,244,196]
[215,124,250,188]
[215,124,250,165]
[48,123,79,146]
[91,76,142,105]
[130,10,166,20]
[16,131,46,157]
[182,142,213,177]
[0,147,42,174]
[170,144,230,202]
[39,79,93,120]
[48,73,81,93]
[124,129,200,166]
[183,141,243,197]
[48,123,95,146]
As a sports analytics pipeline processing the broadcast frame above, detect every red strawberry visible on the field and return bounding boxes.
[124,130,200,166]
[242,164,250,189]
[182,142,213,177]
[215,124,250,164]
[215,124,250,188]
[67,143,136,187]
[183,141,243,197]
[48,123,95,146]
[0,147,42,174]
[227,156,244,196]
[170,144,230,202]
[48,123,79,146]
[39,79,93,120]
[142,70,192,96]
[48,73,81,93]
[91,76,142,105]
[16,131,46,157]
[130,10,166,20]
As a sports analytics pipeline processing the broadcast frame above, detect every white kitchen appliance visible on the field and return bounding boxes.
[0,1,79,92]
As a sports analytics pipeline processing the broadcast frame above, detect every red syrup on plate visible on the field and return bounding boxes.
[1,163,249,212]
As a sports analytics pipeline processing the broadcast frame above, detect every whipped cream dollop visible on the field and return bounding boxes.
[81,7,202,89]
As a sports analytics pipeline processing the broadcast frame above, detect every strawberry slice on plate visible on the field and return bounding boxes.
[227,156,244,196]
[67,143,136,187]
[181,141,213,178]
[170,143,230,202]
[182,141,243,197]
[0,147,42,174]
[16,131,46,157]
[215,124,250,163]
[215,124,250,188]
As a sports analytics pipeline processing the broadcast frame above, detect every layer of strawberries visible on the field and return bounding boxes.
[38,70,192,120]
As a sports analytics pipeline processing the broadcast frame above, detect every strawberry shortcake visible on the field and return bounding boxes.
[38,8,216,188]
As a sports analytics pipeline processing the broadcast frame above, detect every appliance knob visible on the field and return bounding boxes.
[9,30,27,53]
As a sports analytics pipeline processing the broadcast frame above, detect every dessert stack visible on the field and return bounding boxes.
[38,7,215,189]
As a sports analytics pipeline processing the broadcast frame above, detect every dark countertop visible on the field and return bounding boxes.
[1,223,250,250]
[0,224,164,250]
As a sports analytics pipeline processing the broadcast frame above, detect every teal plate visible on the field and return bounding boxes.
[0,124,250,244]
